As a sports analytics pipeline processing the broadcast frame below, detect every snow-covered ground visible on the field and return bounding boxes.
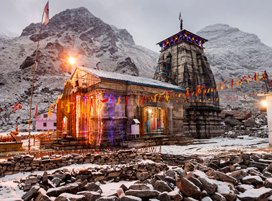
[160,135,268,156]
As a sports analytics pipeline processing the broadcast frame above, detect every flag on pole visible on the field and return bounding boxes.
[35,104,39,118]
[42,1,49,25]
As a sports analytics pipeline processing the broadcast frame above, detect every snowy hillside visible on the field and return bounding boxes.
[198,24,272,80]
[198,24,272,108]
[0,7,158,132]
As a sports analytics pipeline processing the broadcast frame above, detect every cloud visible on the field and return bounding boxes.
[1,0,272,51]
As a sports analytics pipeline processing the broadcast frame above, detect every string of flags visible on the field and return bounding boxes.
[0,71,269,115]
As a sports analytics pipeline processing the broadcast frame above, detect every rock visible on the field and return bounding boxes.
[154,180,172,192]
[243,118,256,127]
[201,196,212,201]
[125,190,160,199]
[238,187,272,201]
[83,182,102,193]
[211,192,227,201]
[265,178,272,188]
[46,183,79,197]
[224,116,241,126]
[198,178,217,195]
[214,180,236,201]
[173,168,185,177]
[119,184,129,193]
[129,184,150,190]
[215,171,238,185]
[35,188,52,201]
[116,188,125,198]
[165,170,176,179]
[242,175,263,185]
[167,190,183,201]
[77,191,101,201]
[22,185,40,201]
[55,193,86,201]
[96,196,120,201]
[52,177,62,187]
[42,171,48,185]
[183,197,198,201]
[227,170,248,180]
[176,176,201,198]
[236,184,254,193]
[136,172,149,181]
[164,176,176,186]
[158,192,171,201]
[120,195,141,201]
[188,176,203,189]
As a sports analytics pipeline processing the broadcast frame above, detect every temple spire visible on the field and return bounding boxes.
[179,12,183,30]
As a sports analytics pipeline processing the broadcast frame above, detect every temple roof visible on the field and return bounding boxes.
[76,67,185,92]
[157,29,208,50]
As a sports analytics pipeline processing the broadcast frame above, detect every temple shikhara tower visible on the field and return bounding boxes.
[154,15,224,138]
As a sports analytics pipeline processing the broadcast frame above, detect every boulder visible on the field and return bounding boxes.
[167,190,183,201]
[265,178,272,188]
[211,192,226,201]
[154,180,172,192]
[158,192,171,201]
[238,187,272,201]
[52,177,62,187]
[224,116,241,126]
[129,184,150,190]
[120,195,141,201]
[35,188,52,201]
[198,178,217,195]
[183,198,198,201]
[188,176,203,189]
[201,196,212,201]
[215,171,238,185]
[165,170,176,179]
[77,191,101,201]
[214,180,236,201]
[22,185,40,201]
[83,182,102,193]
[242,175,263,186]
[236,184,254,193]
[136,172,149,181]
[227,170,248,180]
[46,183,79,197]
[176,176,201,198]
[55,193,86,201]
[96,196,119,201]
[125,190,160,199]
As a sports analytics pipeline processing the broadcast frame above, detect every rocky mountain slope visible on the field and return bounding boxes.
[0,7,158,132]
[198,24,272,108]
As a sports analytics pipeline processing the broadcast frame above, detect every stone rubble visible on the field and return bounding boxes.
[14,151,272,201]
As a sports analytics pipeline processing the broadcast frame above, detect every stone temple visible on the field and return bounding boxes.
[51,17,224,149]
[153,16,224,139]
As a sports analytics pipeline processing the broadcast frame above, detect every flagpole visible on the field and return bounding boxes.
[28,3,47,153]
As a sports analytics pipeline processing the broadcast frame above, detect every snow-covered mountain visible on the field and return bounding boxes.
[0,7,158,132]
[198,24,272,108]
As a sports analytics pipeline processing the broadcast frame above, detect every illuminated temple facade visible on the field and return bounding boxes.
[57,67,185,147]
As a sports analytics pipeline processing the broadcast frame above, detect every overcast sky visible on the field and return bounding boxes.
[0,0,272,52]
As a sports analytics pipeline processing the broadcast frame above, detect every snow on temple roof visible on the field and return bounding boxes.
[77,67,185,91]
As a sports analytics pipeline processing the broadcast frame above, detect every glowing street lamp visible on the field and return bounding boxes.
[68,57,76,65]
[260,100,268,108]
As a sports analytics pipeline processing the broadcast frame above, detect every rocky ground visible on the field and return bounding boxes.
[221,109,268,138]
[2,147,272,200]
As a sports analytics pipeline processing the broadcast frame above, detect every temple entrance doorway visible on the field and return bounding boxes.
[143,106,167,134]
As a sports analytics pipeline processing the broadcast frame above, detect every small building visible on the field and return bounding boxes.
[35,113,57,131]
[56,67,186,147]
